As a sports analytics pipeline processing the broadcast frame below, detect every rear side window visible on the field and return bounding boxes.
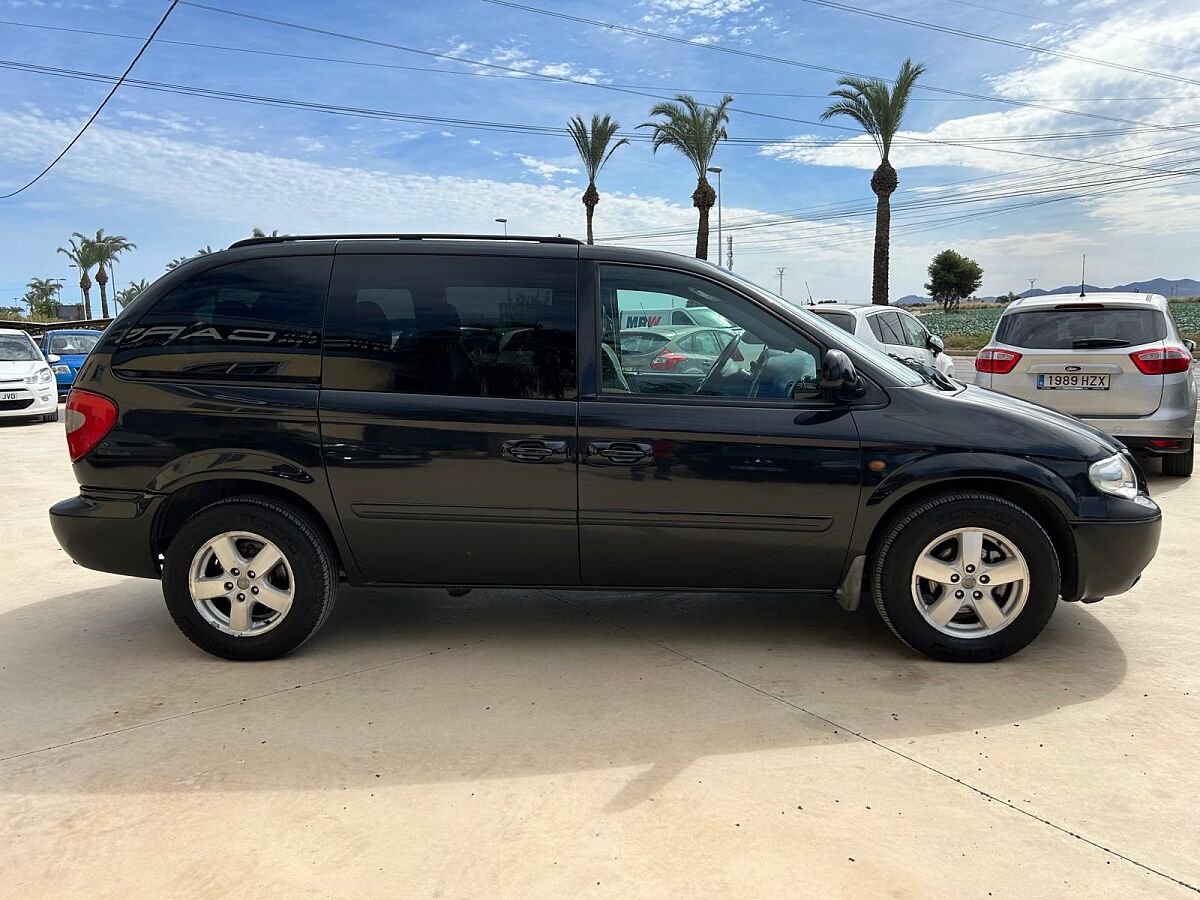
[996,307,1167,349]
[811,311,855,334]
[323,254,576,400]
[112,257,330,383]
[620,331,669,354]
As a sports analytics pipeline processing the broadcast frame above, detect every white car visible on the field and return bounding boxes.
[808,304,956,379]
[0,328,60,423]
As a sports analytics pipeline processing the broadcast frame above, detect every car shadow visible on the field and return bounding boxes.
[0,577,1127,809]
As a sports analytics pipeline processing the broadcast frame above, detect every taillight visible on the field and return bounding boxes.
[650,351,688,372]
[1129,346,1192,375]
[975,348,1022,374]
[65,389,118,462]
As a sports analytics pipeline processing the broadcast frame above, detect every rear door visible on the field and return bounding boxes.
[992,303,1166,416]
[319,248,580,585]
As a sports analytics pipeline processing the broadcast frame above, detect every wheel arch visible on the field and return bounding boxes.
[153,477,356,581]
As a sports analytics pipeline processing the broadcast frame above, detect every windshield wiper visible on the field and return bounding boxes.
[888,353,958,390]
[1071,338,1130,348]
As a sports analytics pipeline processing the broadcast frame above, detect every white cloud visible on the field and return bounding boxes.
[516,154,580,179]
[646,0,757,18]
[294,136,326,154]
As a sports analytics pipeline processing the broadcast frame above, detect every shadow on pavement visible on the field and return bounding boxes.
[0,577,1127,808]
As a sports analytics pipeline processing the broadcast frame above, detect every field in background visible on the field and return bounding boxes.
[913,298,1200,352]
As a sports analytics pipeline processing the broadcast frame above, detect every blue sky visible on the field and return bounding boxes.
[1,0,1199,308]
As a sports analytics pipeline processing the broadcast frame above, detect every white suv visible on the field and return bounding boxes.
[808,304,956,379]
[975,293,1196,476]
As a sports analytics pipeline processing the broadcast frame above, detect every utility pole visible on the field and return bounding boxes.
[726,235,733,271]
[707,166,723,266]
[1027,277,1036,296]
[776,267,786,297]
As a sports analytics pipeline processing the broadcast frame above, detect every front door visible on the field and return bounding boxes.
[319,249,581,585]
[580,262,862,590]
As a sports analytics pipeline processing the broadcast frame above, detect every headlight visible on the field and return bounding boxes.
[25,368,53,384]
[51,365,71,375]
[1089,453,1137,500]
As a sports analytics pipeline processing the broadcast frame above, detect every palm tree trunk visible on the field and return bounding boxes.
[96,265,110,318]
[692,177,716,260]
[583,181,599,245]
[79,275,92,320]
[870,160,898,306]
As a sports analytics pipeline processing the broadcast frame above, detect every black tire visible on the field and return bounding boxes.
[871,492,1060,663]
[1162,441,1193,477]
[162,497,337,660]
[42,407,59,423]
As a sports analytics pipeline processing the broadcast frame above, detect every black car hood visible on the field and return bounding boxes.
[905,382,1122,461]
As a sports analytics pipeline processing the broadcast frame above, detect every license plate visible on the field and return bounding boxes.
[1,392,17,401]
[1038,373,1110,390]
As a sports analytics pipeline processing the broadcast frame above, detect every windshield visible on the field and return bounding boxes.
[721,271,927,386]
[810,310,856,334]
[686,307,735,328]
[0,334,40,362]
[48,333,101,355]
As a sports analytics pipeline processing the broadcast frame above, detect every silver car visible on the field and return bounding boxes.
[975,292,1196,475]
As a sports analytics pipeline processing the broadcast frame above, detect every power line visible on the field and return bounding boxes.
[4,17,1196,107]
[0,1,178,199]
[483,0,1200,89]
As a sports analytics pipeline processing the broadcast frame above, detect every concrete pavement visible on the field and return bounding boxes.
[1,415,1197,898]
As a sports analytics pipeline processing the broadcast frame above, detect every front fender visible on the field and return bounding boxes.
[849,451,1080,558]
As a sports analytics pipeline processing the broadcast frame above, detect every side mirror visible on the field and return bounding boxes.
[1185,339,1196,353]
[927,334,945,356]
[46,353,61,364]
[820,349,866,401]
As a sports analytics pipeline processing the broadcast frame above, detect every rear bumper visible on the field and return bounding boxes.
[49,491,163,579]
[1067,501,1162,600]
[1118,436,1192,456]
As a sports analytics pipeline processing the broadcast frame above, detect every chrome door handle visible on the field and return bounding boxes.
[588,441,654,466]
[502,439,568,463]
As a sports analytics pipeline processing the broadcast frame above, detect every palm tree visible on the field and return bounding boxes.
[640,94,733,260]
[251,227,281,238]
[166,245,216,271]
[115,279,150,310]
[57,237,97,319]
[820,58,927,306]
[566,114,629,245]
[24,277,58,321]
[77,229,136,318]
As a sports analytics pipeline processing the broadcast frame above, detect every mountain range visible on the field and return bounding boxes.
[895,277,1200,306]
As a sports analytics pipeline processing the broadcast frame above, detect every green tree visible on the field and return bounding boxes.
[0,306,24,321]
[165,245,216,271]
[79,229,137,318]
[251,227,281,238]
[925,249,983,313]
[641,94,733,260]
[821,59,927,305]
[22,277,58,321]
[566,114,629,245]
[57,236,98,319]
[115,279,150,309]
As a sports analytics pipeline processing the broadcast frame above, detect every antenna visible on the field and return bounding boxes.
[805,280,815,306]
[1027,277,1036,296]
[776,267,786,297]
[726,234,734,271]
[1079,253,1087,297]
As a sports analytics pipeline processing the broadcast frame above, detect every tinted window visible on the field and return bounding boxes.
[867,315,885,341]
[811,311,856,334]
[670,309,692,326]
[324,255,576,400]
[874,311,906,345]
[600,265,822,401]
[898,313,929,348]
[48,333,101,354]
[996,307,1167,349]
[620,331,671,355]
[112,257,330,383]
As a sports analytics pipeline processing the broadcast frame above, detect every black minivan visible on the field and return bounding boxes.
[50,235,1162,663]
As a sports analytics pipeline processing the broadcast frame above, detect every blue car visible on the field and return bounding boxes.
[39,329,103,399]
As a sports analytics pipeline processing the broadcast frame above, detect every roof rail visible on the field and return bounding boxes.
[227,233,583,249]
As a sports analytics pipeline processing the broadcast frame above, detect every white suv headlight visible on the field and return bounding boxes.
[25,368,53,385]
[1089,453,1137,500]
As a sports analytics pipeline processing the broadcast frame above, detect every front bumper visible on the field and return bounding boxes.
[49,491,164,579]
[1067,498,1162,600]
[54,371,75,396]
[0,385,57,418]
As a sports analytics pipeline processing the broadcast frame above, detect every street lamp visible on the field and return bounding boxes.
[707,166,723,266]
[495,217,508,238]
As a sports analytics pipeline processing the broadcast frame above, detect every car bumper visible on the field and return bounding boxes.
[0,386,57,418]
[1083,408,1195,444]
[1067,499,1162,601]
[54,372,75,396]
[49,490,164,579]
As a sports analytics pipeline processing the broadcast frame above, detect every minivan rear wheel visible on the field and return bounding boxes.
[162,497,337,660]
[871,493,1059,662]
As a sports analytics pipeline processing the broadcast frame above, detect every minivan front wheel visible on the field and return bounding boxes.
[162,498,337,660]
[872,493,1060,662]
